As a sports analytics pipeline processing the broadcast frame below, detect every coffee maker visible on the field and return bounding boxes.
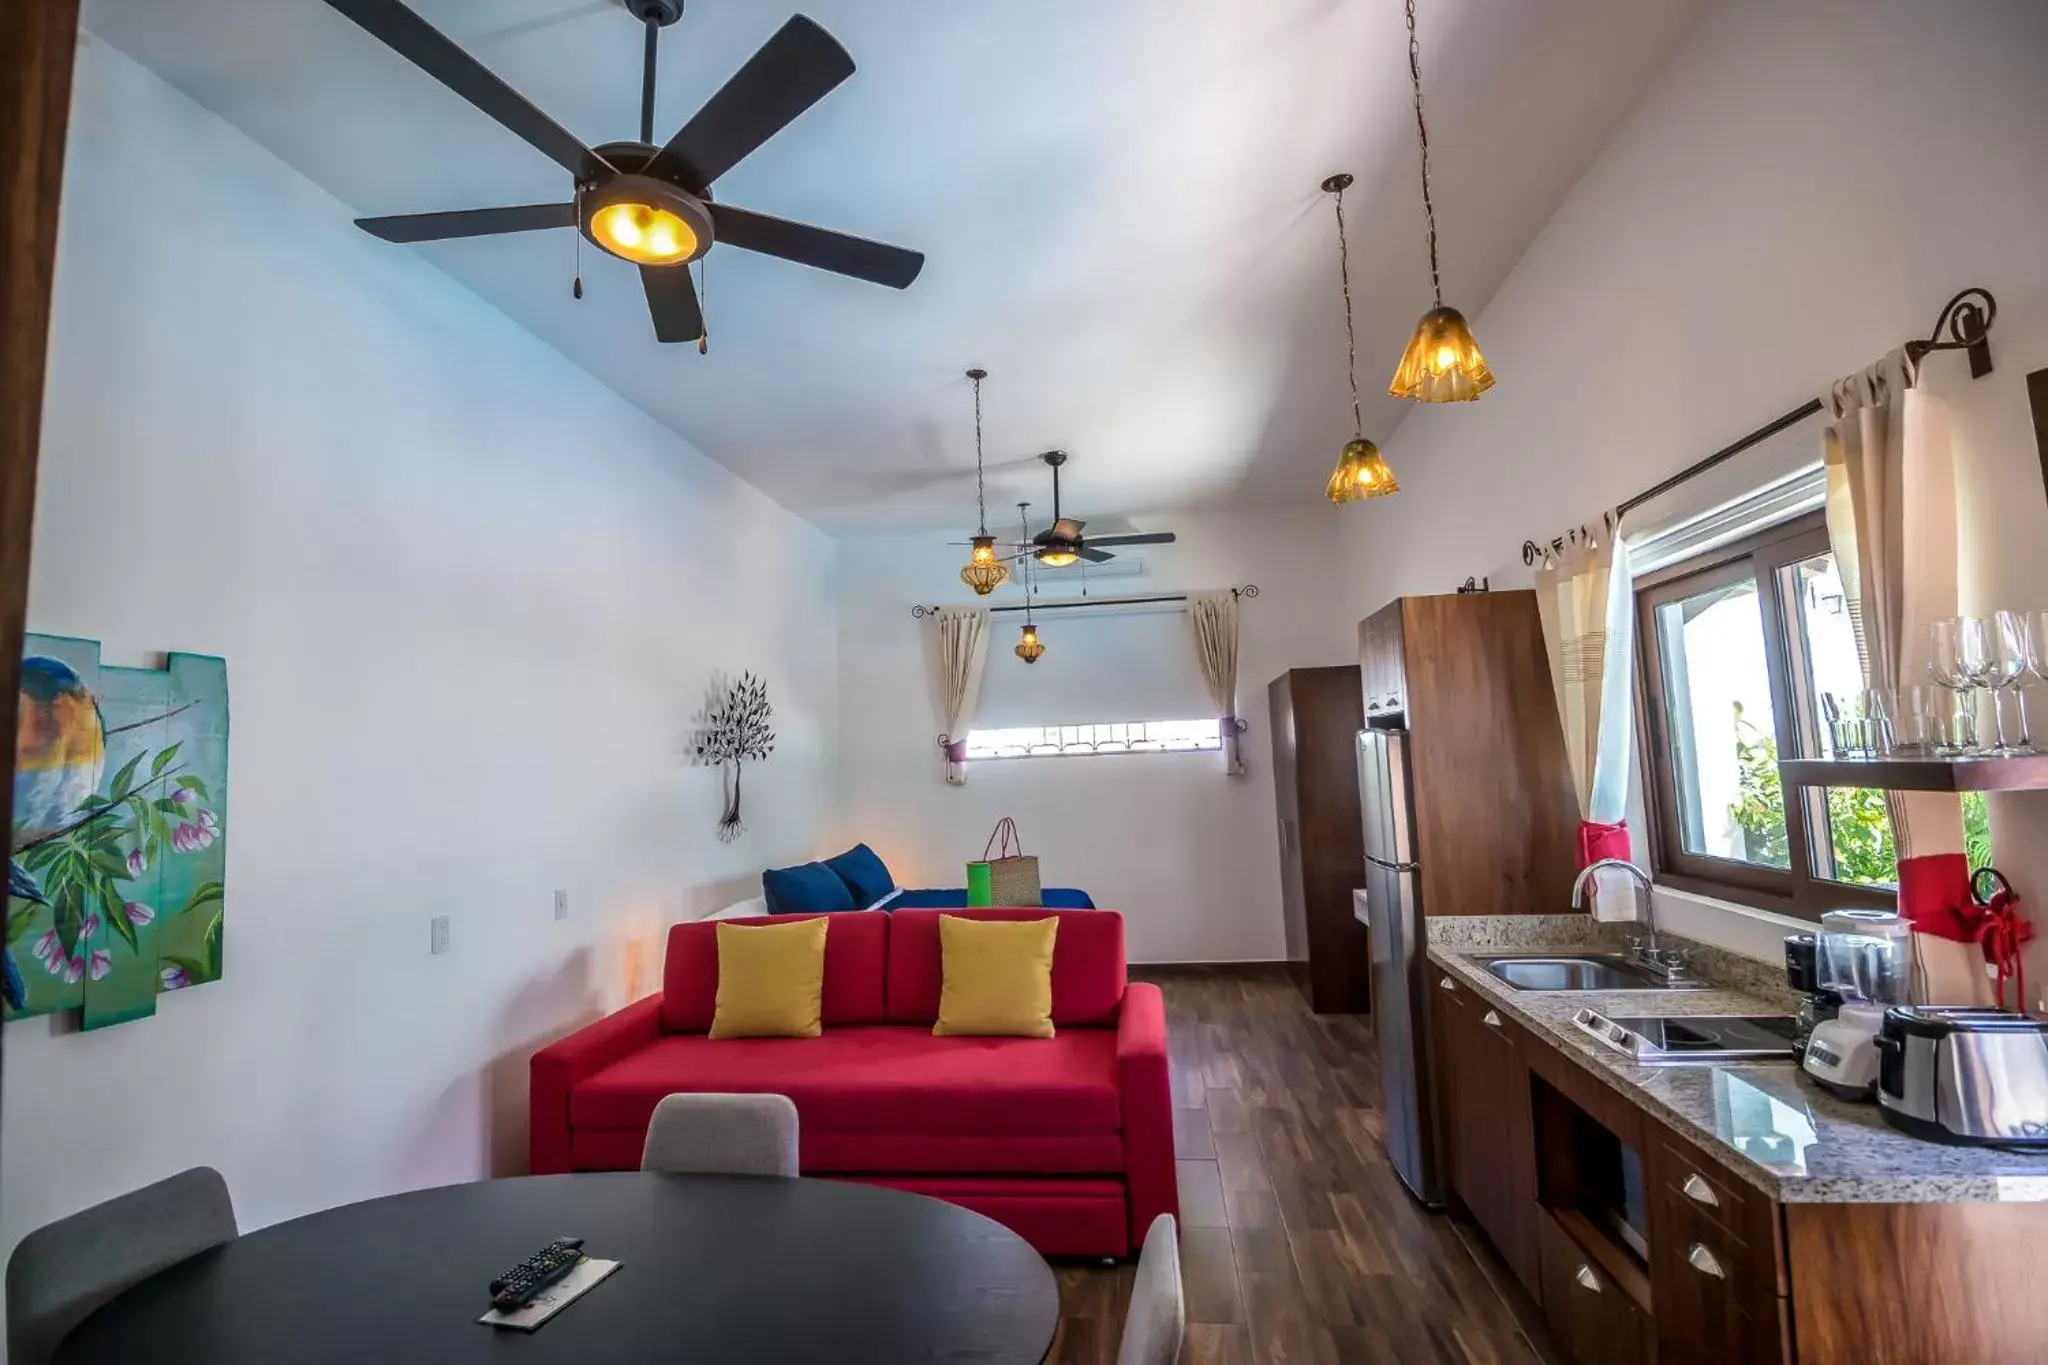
[1783,932,1840,1060]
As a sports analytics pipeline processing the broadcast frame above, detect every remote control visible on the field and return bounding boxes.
[489,1237,585,1311]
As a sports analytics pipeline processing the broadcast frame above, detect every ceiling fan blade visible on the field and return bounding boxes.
[1084,532,1178,548]
[649,16,854,189]
[1075,547,1115,564]
[356,202,575,243]
[322,0,599,177]
[710,205,924,289]
[641,264,704,344]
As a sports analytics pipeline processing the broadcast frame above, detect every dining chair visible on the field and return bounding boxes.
[640,1092,800,1177]
[1116,1213,1184,1365]
[6,1166,238,1365]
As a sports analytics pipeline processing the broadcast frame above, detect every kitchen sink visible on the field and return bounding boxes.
[1481,953,1708,992]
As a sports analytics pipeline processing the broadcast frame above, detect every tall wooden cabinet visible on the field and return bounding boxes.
[1357,592,1580,919]
[1269,665,1368,1014]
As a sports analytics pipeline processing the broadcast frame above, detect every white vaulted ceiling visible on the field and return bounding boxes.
[82,0,1707,534]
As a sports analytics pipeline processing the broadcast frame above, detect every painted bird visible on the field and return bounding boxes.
[7,656,106,1008]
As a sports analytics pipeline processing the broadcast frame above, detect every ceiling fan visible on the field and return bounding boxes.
[960,452,1179,568]
[322,0,925,344]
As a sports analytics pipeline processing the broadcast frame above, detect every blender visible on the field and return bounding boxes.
[1801,909,1913,1100]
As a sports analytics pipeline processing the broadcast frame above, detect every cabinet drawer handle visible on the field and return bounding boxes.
[1681,1173,1720,1208]
[1438,976,1455,991]
[1686,1242,1727,1279]
[1574,1264,1601,1293]
[1482,1010,1503,1028]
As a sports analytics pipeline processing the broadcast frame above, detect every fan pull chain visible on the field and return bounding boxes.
[571,185,585,300]
[697,256,709,354]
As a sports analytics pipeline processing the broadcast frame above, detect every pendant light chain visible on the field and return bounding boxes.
[1406,0,1443,307]
[973,371,988,535]
[1333,185,1363,440]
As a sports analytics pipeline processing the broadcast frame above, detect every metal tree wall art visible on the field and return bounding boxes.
[693,673,776,841]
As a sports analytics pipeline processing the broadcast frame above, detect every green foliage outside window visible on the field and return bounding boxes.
[1730,706,1992,886]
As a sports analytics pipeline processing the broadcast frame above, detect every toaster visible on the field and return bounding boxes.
[1875,1006,2048,1146]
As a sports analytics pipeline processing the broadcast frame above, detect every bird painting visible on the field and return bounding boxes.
[7,656,107,1008]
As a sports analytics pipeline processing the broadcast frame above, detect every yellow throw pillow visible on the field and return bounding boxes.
[934,914,1058,1038]
[709,918,829,1040]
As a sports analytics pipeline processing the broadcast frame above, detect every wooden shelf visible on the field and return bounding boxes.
[1779,754,2048,792]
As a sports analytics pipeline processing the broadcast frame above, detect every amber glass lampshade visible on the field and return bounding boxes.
[1015,622,1046,663]
[959,535,1011,596]
[1389,305,1494,403]
[1325,438,1400,504]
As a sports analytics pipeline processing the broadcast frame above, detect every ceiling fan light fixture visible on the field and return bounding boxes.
[1326,437,1401,504]
[583,176,710,266]
[1035,547,1080,569]
[1015,622,1046,664]
[1389,305,1492,403]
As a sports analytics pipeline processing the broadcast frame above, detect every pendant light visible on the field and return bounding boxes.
[1013,503,1046,663]
[1387,0,1494,403]
[1321,173,1399,503]
[957,368,1011,596]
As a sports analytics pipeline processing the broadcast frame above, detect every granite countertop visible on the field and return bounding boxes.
[1426,915,2048,1204]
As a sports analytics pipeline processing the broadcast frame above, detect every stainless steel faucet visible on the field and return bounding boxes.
[1572,859,1695,985]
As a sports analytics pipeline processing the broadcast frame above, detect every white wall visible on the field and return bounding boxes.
[1,34,838,1263]
[1338,0,2048,969]
[836,508,1353,963]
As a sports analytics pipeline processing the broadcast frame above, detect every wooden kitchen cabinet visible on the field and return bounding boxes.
[1358,599,1406,721]
[1536,1209,1651,1365]
[1429,972,1538,1289]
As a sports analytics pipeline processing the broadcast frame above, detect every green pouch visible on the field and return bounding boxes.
[965,860,994,907]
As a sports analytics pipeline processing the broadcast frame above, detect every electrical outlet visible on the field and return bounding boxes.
[553,889,569,921]
[430,915,451,955]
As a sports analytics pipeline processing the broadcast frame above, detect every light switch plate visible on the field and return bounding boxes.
[553,889,569,921]
[430,914,451,955]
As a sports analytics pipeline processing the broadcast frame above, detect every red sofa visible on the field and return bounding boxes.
[529,907,1176,1258]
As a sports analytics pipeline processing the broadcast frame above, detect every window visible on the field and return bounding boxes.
[1635,512,1940,917]
[964,720,1223,760]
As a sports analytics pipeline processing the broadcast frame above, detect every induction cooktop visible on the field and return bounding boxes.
[1572,1010,1801,1064]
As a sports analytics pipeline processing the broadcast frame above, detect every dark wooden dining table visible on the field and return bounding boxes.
[54,1172,1060,1364]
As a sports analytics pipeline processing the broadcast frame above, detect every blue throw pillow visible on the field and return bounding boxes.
[761,861,857,915]
[824,843,897,908]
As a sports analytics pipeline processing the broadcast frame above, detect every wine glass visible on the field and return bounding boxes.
[1930,619,1978,754]
[1954,617,1997,753]
[1989,610,2034,754]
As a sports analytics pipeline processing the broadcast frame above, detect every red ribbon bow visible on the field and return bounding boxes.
[1949,869,2032,1012]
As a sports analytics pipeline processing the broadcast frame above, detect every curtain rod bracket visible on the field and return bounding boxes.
[1531,284,2003,545]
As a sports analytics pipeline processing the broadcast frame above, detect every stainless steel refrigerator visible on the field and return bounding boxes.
[1358,727,1442,1206]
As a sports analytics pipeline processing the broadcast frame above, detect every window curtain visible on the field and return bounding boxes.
[1188,592,1245,776]
[1820,350,1979,995]
[1534,519,1638,920]
[935,607,989,785]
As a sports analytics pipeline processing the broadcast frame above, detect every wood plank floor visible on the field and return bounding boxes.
[1045,967,1565,1365]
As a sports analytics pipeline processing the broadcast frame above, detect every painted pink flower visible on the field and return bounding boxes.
[125,847,147,877]
[173,786,199,806]
[172,823,204,853]
[88,950,111,981]
[197,808,218,832]
[123,901,154,927]
[160,963,190,990]
[80,913,101,939]
[30,930,58,965]
[63,955,85,984]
